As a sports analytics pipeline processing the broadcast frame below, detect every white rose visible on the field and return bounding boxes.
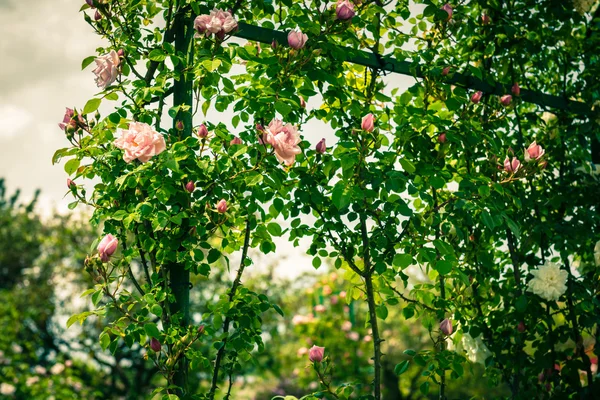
[527,262,568,302]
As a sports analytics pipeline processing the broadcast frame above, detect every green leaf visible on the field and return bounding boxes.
[481,210,495,231]
[515,295,528,313]
[81,55,96,70]
[403,349,416,356]
[91,290,103,307]
[504,215,521,239]
[394,360,410,375]
[435,260,453,275]
[274,101,292,116]
[267,223,282,237]
[64,158,80,175]
[376,304,389,320]
[331,183,351,210]
[150,304,163,317]
[272,304,285,317]
[148,49,167,62]
[399,158,416,174]
[312,257,321,269]
[144,323,160,339]
[82,98,102,115]
[99,332,110,351]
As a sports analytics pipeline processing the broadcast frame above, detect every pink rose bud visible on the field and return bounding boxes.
[67,178,75,189]
[300,97,306,108]
[308,345,325,362]
[150,338,161,353]
[442,66,451,76]
[524,141,544,162]
[471,91,483,104]
[197,123,208,138]
[481,14,490,24]
[361,113,375,132]
[117,49,125,57]
[287,29,308,50]
[437,132,447,143]
[94,9,102,20]
[271,39,277,50]
[440,318,453,335]
[216,199,227,213]
[441,3,453,20]
[517,321,526,333]
[500,95,512,106]
[512,82,520,96]
[504,156,521,173]
[97,234,118,263]
[256,123,265,132]
[197,325,205,334]
[539,160,548,169]
[58,107,76,131]
[230,137,242,145]
[185,181,195,193]
[316,138,326,154]
[86,0,95,8]
[176,120,184,131]
[336,0,356,21]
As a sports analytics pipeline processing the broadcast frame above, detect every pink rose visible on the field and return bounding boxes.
[512,82,520,96]
[316,138,326,154]
[442,66,451,76]
[92,50,120,89]
[97,234,118,263]
[314,304,326,313]
[500,95,512,106]
[196,123,208,138]
[441,3,453,20]
[230,137,242,145]
[216,199,227,213]
[524,141,544,162]
[341,321,352,331]
[194,9,237,37]
[471,91,483,104]
[504,156,521,173]
[336,0,355,21]
[194,14,212,35]
[308,345,325,362]
[361,113,375,132]
[114,122,166,163]
[440,318,453,335]
[288,29,308,49]
[270,124,302,166]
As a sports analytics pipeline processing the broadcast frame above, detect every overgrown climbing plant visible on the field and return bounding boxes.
[56,0,600,399]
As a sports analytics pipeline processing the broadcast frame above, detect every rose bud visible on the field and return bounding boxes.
[500,95,512,106]
[94,10,102,20]
[471,91,483,104]
[504,156,521,173]
[512,82,520,96]
[437,132,447,143]
[539,160,548,169]
[230,137,242,145]
[442,66,451,76]
[197,325,205,335]
[97,234,118,263]
[287,29,308,50]
[481,14,490,24]
[361,113,375,132]
[524,141,544,162]
[308,345,325,362]
[441,3,453,21]
[440,318,453,336]
[517,321,526,333]
[271,39,277,50]
[176,120,184,131]
[256,123,265,132]
[58,108,75,131]
[196,123,208,139]
[117,48,125,57]
[316,138,326,154]
[216,199,228,213]
[185,181,195,193]
[86,0,95,8]
[336,0,356,21]
[300,97,306,108]
[67,178,76,189]
[150,338,161,353]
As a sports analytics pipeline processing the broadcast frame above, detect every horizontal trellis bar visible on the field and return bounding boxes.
[234,22,592,117]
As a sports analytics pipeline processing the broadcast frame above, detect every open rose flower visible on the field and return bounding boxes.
[264,119,301,166]
[195,9,237,38]
[114,122,166,163]
[504,156,521,173]
[524,141,544,162]
[527,262,568,302]
[336,0,355,20]
[92,50,120,89]
[288,29,308,49]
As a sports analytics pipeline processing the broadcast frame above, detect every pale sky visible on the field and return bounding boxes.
[0,0,416,278]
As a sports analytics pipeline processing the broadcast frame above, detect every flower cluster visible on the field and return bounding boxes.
[263,118,302,166]
[527,262,568,302]
[194,9,238,39]
[58,107,85,132]
[113,122,166,163]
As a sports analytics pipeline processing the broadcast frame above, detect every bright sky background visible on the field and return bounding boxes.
[0,0,416,278]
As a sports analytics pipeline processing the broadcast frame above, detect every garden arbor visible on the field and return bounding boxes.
[60,0,600,399]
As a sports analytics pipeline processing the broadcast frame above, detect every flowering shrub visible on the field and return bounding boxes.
[56,0,600,399]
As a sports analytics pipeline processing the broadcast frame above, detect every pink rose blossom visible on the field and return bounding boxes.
[341,321,352,331]
[500,95,512,106]
[336,0,355,21]
[322,285,332,295]
[288,29,308,49]
[194,9,237,37]
[330,295,339,305]
[441,3,453,20]
[308,345,325,362]
[361,113,375,132]
[504,156,521,173]
[216,199,228,213]
[97,234,118,263]
[524,141,544,162]
[314,304,326,313]
[92,50,120,89]
[114,122,166,163]
[197,123,208,138]
[265,119,301,166]
[230,137,243,145]
[316,138,326,154]
[471,91,483,104]
[347,331,360,341]
[440,318,453,335]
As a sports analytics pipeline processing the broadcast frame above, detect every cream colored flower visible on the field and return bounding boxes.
[453,333,491,365]
[0,383,16,395]
[527,262,568,302]
[92,50,120,89]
